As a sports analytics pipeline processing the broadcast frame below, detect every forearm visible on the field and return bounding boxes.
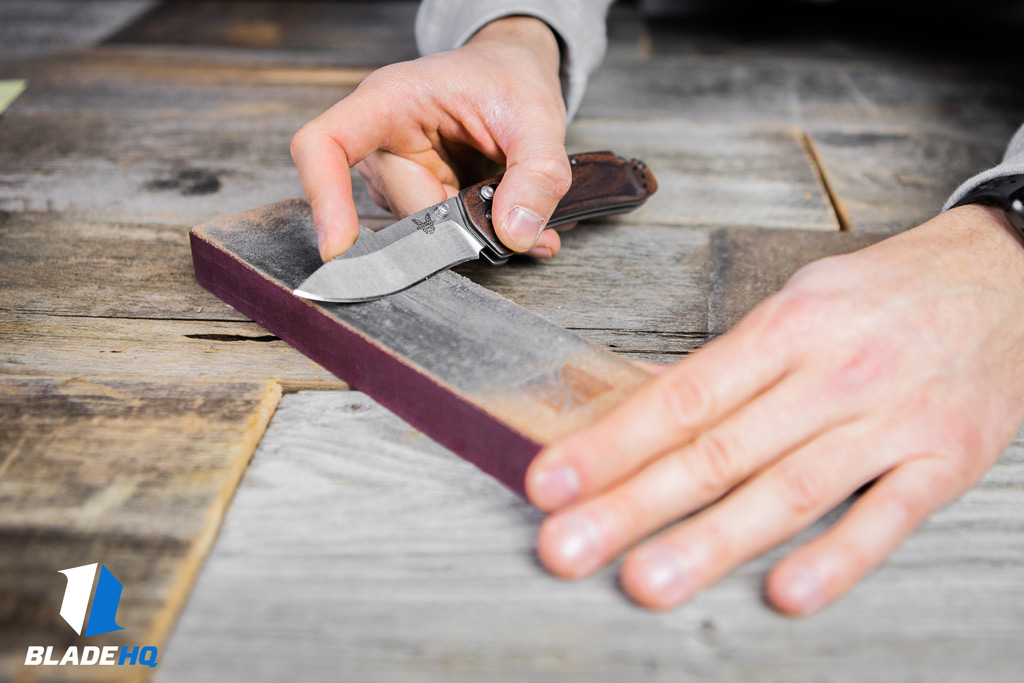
[415,0,614,121]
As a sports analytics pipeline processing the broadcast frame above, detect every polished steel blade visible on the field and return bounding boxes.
[293,198,485,303]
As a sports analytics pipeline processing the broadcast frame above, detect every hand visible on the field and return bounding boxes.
[290,16,571,262]
[525,205,1024,615]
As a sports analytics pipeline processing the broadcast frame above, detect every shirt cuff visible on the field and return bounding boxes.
[944,124,1024,211]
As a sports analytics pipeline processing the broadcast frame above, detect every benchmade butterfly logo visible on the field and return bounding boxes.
[412,213,435,234]
[23,563,159,669]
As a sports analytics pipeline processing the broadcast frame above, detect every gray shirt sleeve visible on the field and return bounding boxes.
[944,125,1024,210]
[415,0,614,121]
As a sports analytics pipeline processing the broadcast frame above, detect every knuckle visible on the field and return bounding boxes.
[830,341,895,396]
[691,431,740,493]
[883,489,925,534]
[359,63,400,89]
[290,124,315,162]
[763,294,822,341]
[832,534,874,575]
[774,460,828,517]
[786,255,838,290]
[917,455,969,499]
[660,376,713,431]
[524,155,572,197]
[358,63,426,108]
[700,520,735,567]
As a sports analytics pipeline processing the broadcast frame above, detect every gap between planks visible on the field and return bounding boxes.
[798,129,853,231]
[144,380,283,663]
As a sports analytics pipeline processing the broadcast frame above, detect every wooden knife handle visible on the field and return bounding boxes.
[458,150,658,263]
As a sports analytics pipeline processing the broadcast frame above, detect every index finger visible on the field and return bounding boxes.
[525,316,795,511]
[290,88,392,260]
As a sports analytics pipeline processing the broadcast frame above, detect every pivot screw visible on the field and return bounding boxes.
[479,185,495,202]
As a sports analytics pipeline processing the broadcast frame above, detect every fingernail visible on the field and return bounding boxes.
[782,565,825,613]
[314,225,326,254]
[633,549,691,604]
[531,465,580,508]
[527,246,553,259]
[548,514,602,575]
[501,206,546,251]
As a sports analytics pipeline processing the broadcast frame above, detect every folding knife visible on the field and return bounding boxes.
[293,150,658,303]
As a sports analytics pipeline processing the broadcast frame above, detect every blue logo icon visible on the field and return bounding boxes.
[58,563,124,637]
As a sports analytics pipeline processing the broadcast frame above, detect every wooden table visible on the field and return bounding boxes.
[1,2,1022,681]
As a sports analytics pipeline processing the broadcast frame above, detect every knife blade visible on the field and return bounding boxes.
[293,150,658,303]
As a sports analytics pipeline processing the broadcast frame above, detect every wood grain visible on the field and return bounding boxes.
[105,0,420,66]
[160,390,1024,683]
[0,212,239,320]
[806,126,1011,233]
[0,52,381,225]
[578,53,1024,134]
[191,199,651,493]
[0,210,374,320]
[0,0,157,65]
[566,120,841,230]
[0,375,281,682]
[0,312,344,389]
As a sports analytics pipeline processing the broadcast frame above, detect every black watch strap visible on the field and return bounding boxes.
[951,174,1024,238]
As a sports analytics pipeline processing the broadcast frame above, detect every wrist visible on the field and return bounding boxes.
[466,16,561,72]
[937,204,1024,288]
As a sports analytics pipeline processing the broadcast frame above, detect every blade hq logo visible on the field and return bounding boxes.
[24,563,159,669]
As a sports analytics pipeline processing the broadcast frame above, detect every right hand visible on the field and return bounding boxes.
[290,16,572,262]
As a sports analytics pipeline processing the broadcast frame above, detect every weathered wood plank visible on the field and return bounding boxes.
[0,102,381,226]
[0,50,382,224]
[1,49,368,108]
[160,390,1024,683]
[578,56,1024,135]
[191,199,651,492]
[0,312,344,389]
[0,212,245,320]
[106,0,421,67]
[567,120,839,230]
[806,127,1009,233]
[0,375,281,681]
[0,0,157,65]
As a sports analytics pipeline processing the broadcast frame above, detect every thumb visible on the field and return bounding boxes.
[492,138,571,253]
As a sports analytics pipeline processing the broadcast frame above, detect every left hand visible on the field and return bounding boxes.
[525,204,1024,616]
